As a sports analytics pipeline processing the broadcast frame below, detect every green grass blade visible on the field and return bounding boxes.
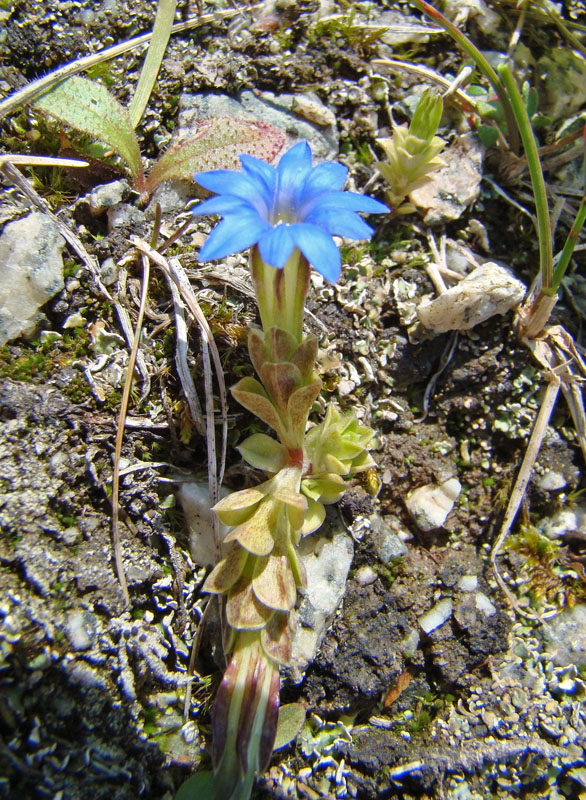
[498,64,553,293]
[128,0,177,129]
[553,126,586,291]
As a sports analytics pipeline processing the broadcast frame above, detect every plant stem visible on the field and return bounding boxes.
[128,0,178,129]
[498,64,554,294]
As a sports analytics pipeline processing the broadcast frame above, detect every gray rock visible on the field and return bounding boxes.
[409,133,484,224]
[65,611,96,651]
[99,257,119,286]
[290,522,354,680]
[371,514,409,563]
[535,469,567,492]
[179,89,338,161]
[539,505,586,538]
[417,263,526,333]
[87,180,130,215]
[107,203,145,232]
[543,605,586,667]
[0,212,65,345]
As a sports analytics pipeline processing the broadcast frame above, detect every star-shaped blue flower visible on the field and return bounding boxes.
[192,141,389,282]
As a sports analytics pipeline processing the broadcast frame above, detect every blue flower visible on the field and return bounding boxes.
[192,141,388,282]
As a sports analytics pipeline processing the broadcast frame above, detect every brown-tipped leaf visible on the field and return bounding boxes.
[227,575,274,630]
[203,544,249,595]
[248,328,266,378]
[260,361,303,414]
[265,327,297,362]
[261,612,293,666]
[290,336,319,380]
[288,380,322,436]
[224,499,275,556]
[252,552,297,612]
[213,484,266,526]
[232,377,284,435]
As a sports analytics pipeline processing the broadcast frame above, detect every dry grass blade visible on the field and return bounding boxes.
[491,324,586,617]
[371,58,480,111]
[111,253,151,607]
[0,161,110,298]
[132,238,228,486]
[165,272,206,437]
[114,267,151,399]
[0,154,88,169]
[490,378,560,620]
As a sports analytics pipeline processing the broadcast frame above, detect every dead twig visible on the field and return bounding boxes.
[111,253,151,607]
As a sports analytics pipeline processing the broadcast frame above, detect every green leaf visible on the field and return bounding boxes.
[143,118,286,196]
[175,772,215,800]
[477,125,499,147]
[33,75,143,187]
[238,433,287,474]
[274,703,306,750]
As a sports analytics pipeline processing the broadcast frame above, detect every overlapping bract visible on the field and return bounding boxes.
[376,87,446,214]
[193,140,388,282]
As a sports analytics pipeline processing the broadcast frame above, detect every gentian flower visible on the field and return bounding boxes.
[192,140,388,283]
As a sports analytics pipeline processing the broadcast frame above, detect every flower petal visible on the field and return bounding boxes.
[309,190,389,214]
[275,141,313,208]
[299,162,348,206]
[305,207,374,239]
[258,223,295,268]
[194,169,269,215]
[288,223,341,282]
[199,211,271,261]
[240,153,277,198]
[192,194,254,218]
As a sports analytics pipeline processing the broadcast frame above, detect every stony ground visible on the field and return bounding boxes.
[1,1,586,799]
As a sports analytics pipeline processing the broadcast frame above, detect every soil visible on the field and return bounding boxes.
[1,1,586,799]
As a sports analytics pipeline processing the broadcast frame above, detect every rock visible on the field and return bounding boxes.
[355,565,378,586]
[65,610,96,651]
[370,514,409,563]
[535,469,567,492]
[457,575,478,592]
[417,263,526,333]
[538,505,586,538]
[543,604,586,667]
[405,477,461,531]
[107,203,145,232]
[87,180,130,215]
[538,49,586,122]
[409,133,484,224]
[99,257,119,286]
[178,482,229,567]
[419,598,453,633]
[0,212,65,345]
[289,522,354,679]
[179,89,338,162]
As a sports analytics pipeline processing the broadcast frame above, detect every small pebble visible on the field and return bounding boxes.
[419,598,453,633]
